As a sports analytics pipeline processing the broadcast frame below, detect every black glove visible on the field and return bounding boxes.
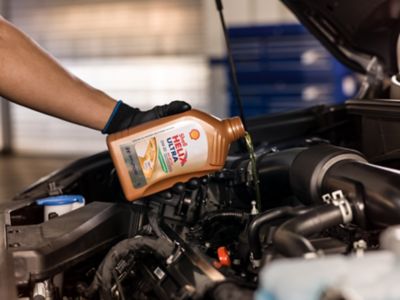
[102,100,191,134]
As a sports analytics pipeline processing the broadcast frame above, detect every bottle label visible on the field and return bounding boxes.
[119,121,208,189]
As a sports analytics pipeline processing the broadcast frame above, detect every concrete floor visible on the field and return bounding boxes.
[0,155,77,202]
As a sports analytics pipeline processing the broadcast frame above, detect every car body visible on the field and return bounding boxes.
[2,1,400,299]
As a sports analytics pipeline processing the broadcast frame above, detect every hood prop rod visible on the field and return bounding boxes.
[215,0,248,131]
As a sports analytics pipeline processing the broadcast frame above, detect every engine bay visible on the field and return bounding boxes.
[2,98,400,299]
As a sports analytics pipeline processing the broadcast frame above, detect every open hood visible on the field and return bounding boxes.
[281,0,400,77]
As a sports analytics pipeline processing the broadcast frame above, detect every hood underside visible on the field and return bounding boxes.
[281,0,400,76]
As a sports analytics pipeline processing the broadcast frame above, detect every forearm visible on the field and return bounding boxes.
[0,17,116,131]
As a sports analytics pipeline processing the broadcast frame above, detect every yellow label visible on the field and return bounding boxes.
[137,137,157,180]
[119,120,208,189]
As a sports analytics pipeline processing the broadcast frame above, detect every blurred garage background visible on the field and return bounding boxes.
[0,0,357,200]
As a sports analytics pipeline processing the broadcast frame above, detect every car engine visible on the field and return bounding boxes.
[3,102,400,300]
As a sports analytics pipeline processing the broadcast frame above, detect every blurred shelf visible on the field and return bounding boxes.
[223,24,358,117]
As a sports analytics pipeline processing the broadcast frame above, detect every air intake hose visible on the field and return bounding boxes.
[290,145,400,228]
[273,204,348,257]
[248,206,312,261]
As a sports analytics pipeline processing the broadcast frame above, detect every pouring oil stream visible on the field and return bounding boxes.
[244,132,261,212]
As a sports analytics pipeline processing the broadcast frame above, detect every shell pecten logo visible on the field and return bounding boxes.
[189,129,200,140]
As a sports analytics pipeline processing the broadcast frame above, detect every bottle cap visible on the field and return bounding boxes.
[36,195,85,206]
[224,117,245,142]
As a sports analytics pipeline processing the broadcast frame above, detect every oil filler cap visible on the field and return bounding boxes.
[36,195,85,221]
[36,195,85,206]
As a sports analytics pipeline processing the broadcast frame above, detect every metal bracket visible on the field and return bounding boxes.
[322,190,353,224]
[353,56,385,99]
[249,252,261,269]
[353,239,367,257]
[47,182,63,196]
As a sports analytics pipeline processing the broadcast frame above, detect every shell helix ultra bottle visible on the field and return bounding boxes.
[107,109,245,201]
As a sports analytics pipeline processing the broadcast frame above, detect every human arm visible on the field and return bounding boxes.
[0,16,117,130]
[0,17,190,132]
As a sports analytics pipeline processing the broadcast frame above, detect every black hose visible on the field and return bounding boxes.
[84,236,174,300]
[201,210,248,225]
[273,205,344,257]
[189,210,248,243]
[248,206,312,260]
[290,144,366,205]
[147,210,170,240]
[290,144,400,229]
[323,161,400,228]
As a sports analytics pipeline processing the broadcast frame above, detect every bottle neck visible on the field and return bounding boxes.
[223,117,245,142]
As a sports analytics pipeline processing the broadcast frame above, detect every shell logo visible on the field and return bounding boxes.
[189,129,200,140]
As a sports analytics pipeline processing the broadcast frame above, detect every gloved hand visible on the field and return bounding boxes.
[102,100,191,134]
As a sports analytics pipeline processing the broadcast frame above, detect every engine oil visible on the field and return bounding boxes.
[107,109,245,201]
[244,132,261,212]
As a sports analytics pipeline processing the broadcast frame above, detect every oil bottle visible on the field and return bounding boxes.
[107,109,245,201]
